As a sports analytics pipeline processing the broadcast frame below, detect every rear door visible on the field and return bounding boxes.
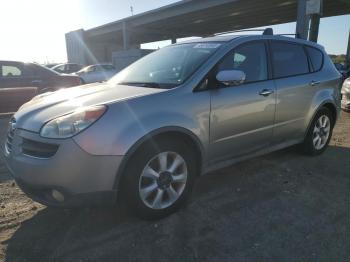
[0,61,25,88]
[209,41,276,162]
[0,62,38,114]
[270,40,315,144]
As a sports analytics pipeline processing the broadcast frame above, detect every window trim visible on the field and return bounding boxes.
[194,40,271,92]
[268,40,312,80]
[304,45,324,73]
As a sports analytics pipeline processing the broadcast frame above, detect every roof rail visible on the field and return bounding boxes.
[275,33,299,38]
[214,28,274,36]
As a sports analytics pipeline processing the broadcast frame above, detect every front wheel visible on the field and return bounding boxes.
[302,107,334,155]
[121,138,197,220]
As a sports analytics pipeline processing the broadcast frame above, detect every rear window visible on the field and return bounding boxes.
[271,42,309,78]
[305,46,323,72]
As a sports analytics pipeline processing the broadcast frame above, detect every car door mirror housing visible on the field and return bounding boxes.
[216,70,246,86]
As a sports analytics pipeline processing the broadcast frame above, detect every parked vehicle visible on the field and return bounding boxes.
[0,61,83,113]
[75,64,117,84]
[4,34,341,219]
[44,63,60,68]
[341,77,350,112]
[51,63,83,74]
[334,63,350,81]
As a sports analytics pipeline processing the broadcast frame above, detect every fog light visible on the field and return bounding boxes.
[52,190,65,202]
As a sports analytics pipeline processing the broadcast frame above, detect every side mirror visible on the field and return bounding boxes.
[216,70,246,86]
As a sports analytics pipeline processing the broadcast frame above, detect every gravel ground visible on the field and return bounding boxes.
[0,112,350,262]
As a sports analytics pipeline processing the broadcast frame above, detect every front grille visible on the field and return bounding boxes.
[21,138,59,158]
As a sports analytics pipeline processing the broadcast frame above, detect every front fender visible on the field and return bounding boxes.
[73,89,210,156]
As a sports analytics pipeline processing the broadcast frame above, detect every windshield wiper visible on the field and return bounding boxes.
[119,82,161,88]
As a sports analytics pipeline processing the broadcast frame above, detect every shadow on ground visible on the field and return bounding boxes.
[4,145,350,262]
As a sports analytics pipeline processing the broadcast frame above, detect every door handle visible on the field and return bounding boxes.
[31,80,42,84]
[259,89,274,97]
[309,80,321,86]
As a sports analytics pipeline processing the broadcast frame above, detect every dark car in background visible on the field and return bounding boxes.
[0,61,82,114]
[334,63,350,81]
[51,63,83,74]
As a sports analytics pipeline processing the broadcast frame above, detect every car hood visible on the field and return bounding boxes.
[14,82,166,132]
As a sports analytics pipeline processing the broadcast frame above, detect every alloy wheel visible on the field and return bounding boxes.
[312,115,331,150]
[138,151,188,209]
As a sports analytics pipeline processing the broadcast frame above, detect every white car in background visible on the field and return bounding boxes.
[75,64,117,84]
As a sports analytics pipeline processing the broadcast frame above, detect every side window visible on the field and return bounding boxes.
[87,66,96,73]
[1,65,22,77]
[102,65,116,71]
[271,42,309,78]
[218,42,268,83]
[56,65,65,73]
[305,46,323,72]
[69,64,78,71]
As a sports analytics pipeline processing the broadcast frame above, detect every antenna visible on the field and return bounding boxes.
[130,6,134,16]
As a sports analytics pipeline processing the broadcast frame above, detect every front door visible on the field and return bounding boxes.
[209,41,276,163]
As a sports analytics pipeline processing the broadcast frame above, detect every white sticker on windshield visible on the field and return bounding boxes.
[194,43,221,49]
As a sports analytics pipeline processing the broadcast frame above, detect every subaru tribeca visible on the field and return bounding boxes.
[3,34,341,219]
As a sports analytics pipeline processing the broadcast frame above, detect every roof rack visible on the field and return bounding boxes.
[214,28,274,36]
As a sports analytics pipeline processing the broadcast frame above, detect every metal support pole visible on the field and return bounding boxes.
[122,21,129,50]
[346,31,350,69]
[309,14,320,42]
[296,0,310,39]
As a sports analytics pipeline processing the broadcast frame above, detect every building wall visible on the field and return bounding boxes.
[66,28,150,68]
[65,30,87,65]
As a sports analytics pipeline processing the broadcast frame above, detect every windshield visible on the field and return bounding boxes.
[109,42,221,88]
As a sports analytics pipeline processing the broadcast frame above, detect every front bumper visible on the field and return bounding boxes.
[3,128,124,207]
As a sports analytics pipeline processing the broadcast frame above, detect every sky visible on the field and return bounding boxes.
[0,0,349,63]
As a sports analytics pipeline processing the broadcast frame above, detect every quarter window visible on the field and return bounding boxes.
[305,46,323,72]
[271,42,309,78]
[1,65,22,77]
[218,42,268,83]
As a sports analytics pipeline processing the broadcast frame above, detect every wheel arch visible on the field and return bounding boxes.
[113,126,204,192]
[304,101,338,138]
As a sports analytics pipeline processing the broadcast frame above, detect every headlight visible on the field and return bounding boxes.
[40,105,107,138]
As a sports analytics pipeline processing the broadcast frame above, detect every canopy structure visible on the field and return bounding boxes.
[65,0,350,65]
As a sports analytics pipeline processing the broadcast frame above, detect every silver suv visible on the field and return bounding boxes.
[4,34,341,219]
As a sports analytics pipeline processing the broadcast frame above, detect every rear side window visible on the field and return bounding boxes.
[305,46,323,72]
[271,42,309,78]
[1,65,22,77]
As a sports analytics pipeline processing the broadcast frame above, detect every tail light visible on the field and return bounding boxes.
[73,77,82,86]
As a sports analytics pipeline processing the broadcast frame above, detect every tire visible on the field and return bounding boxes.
[302,107,334,156]
[120,137,197,220]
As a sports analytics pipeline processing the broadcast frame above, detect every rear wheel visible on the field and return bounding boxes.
[121,138,197,220]
[302,107,334,155]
